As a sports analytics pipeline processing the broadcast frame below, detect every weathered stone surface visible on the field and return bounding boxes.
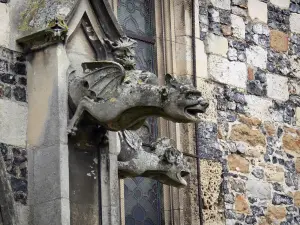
[272,193,293,205]
[208,55,247,88]
[296,158,300,173]
[206,33,228,57]
[252,168,264,179]
[264,122,276,136]
[235,195,250,214]
[266,73,289,101]
[282,133,300,155]
[294,191,300,207]
[296,107,300,126]
[244,95,275,122]
[0,99,27,147]
[246,45,267,69]
[290,13,300,34]
[248,0,268,23]
[231,14,245,39]
[230,124,266,146]
[270,30,289,52]
[210,0,231,10]
[270,0,290,9]
[239,115,261,127]
[246,179,271,200]
[0,4,9,48]
[265,165,285,182]
[228,154,249,173]
[266,205,287,222]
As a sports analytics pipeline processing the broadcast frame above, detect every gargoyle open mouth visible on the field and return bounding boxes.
[185,101,209,118]
[176,170,190,187]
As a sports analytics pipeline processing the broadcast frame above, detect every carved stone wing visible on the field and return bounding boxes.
[81,61,125,100]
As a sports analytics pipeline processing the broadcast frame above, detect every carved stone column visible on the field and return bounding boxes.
[100,132,121,225]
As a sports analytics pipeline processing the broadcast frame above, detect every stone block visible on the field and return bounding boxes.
[266,205,287,222]
[296,158,300,173]
[290,56,300,79]
[210,0,231,10]
[33,144,69,205]
[235,195,250,214]
[270,30,289,52]
[290,13,300,34]
[208,55,247,88]
[228,154,250,173]
[196,39,208,79]
[282,133,300,156]
[294,191,300,207]
[266,73,289,101]
[231,14,245,39]
[0,99,27,147]
[206,33,228,57]
[246,45,267,69]
[244,95,278,122]
[248,0,268,23]
[296,107,300,126]
[196,78,217,122]
[270,0,290,9]
[230,124,266,147]
[246,179,271,200]
[0,4,9,48]
[175,36,193,76]
[265,165,285,182]
[33,198,70,225]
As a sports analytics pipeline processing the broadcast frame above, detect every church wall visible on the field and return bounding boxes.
[0,1,29,224]
[196,0,300,224]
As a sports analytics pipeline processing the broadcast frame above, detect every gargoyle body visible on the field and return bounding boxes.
[68,62,208,133]
[67,37,208,133]
[118,130,190,187]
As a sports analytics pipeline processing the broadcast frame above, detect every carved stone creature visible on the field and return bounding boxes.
[118,130,190,187]
[68,61,209,133]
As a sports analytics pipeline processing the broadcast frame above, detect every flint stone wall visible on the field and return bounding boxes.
[198,0,300,224]
[0,44,28,210]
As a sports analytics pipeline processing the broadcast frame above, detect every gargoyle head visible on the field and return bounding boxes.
[147,138,191,188]
[161,74,209,123]
[105,37,137,70]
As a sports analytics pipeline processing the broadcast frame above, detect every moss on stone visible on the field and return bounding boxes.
[19,0,46,31]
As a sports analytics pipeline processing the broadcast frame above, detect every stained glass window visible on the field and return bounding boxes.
[118,1,163,224]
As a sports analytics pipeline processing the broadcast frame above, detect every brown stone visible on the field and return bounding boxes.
[228,154,250,173]
[294,191,300,207]
[282,133,300,155]
[239,115,261,127]
[296,158,300,173]
[235,195,250,214]
[248,67,254,80]
[284,126,298,134]
[270,30,289,52]
[266,205,286,222]
[230,124,266,147]
[221,25,232,36]
[264,122,276,136]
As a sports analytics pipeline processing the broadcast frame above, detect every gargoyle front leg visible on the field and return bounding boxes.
[67,96,95,135]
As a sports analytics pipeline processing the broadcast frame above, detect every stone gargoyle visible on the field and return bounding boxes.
[67,38,209,133]
[118,130,190,187]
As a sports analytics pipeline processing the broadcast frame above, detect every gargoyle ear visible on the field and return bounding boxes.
[165,73,178,87]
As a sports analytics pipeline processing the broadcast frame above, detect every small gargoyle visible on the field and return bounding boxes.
[67,36,209,134]
[118,130,190,187]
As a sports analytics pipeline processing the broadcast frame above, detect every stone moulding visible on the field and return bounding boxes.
[17,17,68,51]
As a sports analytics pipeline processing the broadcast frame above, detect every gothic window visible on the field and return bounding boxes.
[118,1,163,224]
